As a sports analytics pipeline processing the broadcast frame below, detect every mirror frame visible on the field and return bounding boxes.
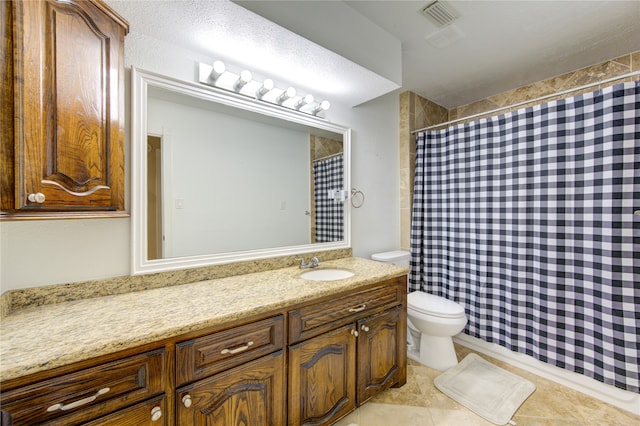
[131,68,351,274]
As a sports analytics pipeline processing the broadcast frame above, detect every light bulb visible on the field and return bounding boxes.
[255,78,274,99]
[209,60,226,82]
[312,100,331,115]
[213,61,225,74]
[233,70,252,91]
[276,87,296,104]
[295,94,315,110]
[240,70,252,83]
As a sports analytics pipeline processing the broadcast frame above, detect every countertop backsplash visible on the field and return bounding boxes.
[0,248,352,317]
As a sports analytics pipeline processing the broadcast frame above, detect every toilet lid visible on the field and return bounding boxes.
[408,292,466,318]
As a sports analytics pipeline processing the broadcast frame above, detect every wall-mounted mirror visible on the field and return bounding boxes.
[132,68,351,274]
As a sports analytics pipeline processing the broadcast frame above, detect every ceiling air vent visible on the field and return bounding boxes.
[420,1,460,27]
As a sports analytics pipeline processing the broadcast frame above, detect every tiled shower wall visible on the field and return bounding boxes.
[399,51,640,251]
[399,92,448,250]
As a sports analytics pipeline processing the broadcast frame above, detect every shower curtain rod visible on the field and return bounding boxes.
[411,70,640,134]
[314,152,343,161]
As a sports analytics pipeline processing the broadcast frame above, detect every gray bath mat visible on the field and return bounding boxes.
[434,353,536,425]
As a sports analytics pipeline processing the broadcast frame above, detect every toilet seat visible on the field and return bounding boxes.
[408,292,465,319]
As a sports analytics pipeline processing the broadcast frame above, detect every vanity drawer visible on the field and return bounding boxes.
[289,279,404,343]
[176,315,285,386]
[0,348,166,426]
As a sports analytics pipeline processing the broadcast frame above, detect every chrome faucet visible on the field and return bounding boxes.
[297,256,320,269]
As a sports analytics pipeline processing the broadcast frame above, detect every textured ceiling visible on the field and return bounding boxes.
[346,0,640,108]
[107,0,640,109]
[239,0,640,108]
[105,0,400,107]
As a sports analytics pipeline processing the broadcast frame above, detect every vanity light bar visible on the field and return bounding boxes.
[198,61,330,116]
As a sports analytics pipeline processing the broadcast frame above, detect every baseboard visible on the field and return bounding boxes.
[453,334,640,416]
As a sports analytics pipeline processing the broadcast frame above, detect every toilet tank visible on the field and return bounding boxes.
[371,250,410,268]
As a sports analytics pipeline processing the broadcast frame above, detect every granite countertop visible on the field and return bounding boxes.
[0,257,408,382]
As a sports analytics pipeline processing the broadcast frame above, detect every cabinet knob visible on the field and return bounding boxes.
[182,394,192,408]
[351,329,359,337]
[150,406,162,421]
[361,325,370,332]
[28,192,46,203]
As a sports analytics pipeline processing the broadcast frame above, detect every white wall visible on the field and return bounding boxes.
[0,11,400,293]
[0,219,131,290]
[340,94,401,260]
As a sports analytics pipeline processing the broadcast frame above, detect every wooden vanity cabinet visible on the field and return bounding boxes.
[288,278,407,425]
[1,0,128,218]
[0,275,407,426]
[175,315,286,426]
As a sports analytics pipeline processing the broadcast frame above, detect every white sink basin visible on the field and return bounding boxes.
[300,268,355,281]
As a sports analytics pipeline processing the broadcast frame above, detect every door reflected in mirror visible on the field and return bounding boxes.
[131,69,351,274]
[147,135,163,260]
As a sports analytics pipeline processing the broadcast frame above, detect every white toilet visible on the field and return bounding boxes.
[371,251,468,371]
[406,291,467,371]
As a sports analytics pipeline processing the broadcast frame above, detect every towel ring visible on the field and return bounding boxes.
[351,188,365,208]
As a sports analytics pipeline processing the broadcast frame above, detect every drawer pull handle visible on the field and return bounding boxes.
[46,387,110,412]
[151,406,162,421]
[221,341,254,355]
[348,304,367,313]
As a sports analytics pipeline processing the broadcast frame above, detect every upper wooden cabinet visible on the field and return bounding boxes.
[0,0,128,219]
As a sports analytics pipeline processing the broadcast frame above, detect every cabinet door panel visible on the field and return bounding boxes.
[11,0,125,211]
[1,0,15,208]
[177,352,285,426]
[357,306,405,404]
[288,325,356,426]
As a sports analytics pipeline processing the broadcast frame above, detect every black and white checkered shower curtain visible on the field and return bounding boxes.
[410,80,640,392]
[314,155,344,242]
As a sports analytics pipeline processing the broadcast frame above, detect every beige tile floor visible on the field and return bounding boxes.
[334,345,640,426]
